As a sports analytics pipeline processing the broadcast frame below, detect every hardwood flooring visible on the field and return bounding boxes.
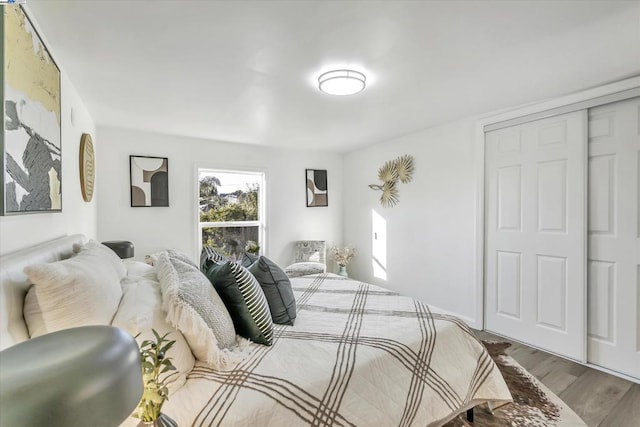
[474,330,639,427]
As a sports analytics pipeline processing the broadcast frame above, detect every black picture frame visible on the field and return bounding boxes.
[130,155,169,207]
[306,169,328,207]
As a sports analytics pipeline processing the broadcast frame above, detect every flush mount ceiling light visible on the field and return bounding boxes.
[318,69,366,96]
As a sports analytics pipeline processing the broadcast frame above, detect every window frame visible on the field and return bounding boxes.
[196,167,266,259]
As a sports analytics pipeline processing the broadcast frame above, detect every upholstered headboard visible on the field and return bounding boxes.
[0,234,86,351]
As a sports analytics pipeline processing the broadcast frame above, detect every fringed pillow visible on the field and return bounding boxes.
[145,249,197,269]
[156,253,249,367]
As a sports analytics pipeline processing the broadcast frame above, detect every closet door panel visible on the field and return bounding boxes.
[537,160,567,233]
[486,111,587,361]
[587,98,640,380]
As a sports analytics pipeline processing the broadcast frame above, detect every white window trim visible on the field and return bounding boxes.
[195,166,267,259]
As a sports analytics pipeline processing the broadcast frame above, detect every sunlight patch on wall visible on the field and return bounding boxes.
[372,209,387,280]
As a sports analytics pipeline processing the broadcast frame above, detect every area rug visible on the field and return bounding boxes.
[444,342,586,426]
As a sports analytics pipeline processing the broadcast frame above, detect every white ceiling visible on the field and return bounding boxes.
[27,0,640,152]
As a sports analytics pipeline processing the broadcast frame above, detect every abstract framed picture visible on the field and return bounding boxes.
[1,5,62,215]
[306,169,328,207]
[130,155,169,207]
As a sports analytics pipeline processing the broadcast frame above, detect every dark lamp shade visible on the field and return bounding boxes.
[0,326,143,427]
[102,241,135,259]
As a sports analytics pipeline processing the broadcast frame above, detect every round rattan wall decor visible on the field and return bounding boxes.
[79,133,95,202]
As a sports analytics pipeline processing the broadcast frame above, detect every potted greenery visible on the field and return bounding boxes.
[245,240,260,254]
[135,330,178,427]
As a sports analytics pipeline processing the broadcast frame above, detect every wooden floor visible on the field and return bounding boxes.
[474,330,640,427]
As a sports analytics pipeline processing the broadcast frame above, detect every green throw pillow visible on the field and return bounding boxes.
[206,262,273,346]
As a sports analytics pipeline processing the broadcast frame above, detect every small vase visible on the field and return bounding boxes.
[137,413,177,427]
[338,265,348,278]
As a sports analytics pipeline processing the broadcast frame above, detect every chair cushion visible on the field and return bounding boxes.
[249,256,296,325]
[293,240,326,264]
[284,261,326,278]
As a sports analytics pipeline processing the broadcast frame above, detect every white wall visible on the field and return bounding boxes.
[96,126,343,268]
[343,118,478,325]
[0,66,97,255]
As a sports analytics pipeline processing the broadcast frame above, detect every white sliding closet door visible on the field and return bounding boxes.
[587,98,640,379]
[485,111,587,361]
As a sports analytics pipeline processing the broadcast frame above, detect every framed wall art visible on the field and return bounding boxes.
[130,155,169,207]
[306,169,328,207]
[1,5,62,215]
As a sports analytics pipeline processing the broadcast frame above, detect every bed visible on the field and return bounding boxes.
[0,235,511,426]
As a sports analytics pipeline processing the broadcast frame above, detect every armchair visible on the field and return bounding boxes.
[284,240,326,278]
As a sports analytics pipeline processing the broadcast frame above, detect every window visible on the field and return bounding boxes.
[198,169,265,260]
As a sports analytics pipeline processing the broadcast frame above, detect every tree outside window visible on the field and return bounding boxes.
[198,170,264,260]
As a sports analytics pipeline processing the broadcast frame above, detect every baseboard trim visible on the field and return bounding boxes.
[482,329,639,384]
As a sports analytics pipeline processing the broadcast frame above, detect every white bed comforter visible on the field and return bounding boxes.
[161,274,511,426]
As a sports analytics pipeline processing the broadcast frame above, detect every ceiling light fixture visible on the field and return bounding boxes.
[318,69,366,96]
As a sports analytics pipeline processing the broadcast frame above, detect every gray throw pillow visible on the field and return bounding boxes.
[157,253,237,363]
[239,251,259,268]
[249,256,296,325]
[167,249,198,268]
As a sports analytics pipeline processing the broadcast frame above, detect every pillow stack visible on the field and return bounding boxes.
[200,247,297,341]
[23,240,299,376]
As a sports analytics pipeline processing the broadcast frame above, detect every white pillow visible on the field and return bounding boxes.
[123,259,158,279]
[73,239,127,279]
[24,242,124,337]
[112,271,195,392]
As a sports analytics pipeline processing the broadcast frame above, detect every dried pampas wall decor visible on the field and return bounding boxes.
[368,154,414,207]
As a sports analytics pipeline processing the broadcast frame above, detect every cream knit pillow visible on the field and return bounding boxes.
[24,241,124,337]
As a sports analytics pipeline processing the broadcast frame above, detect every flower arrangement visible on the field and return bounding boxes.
[245,240,260,254]
[330,246,357,267]
[135,330,177,422]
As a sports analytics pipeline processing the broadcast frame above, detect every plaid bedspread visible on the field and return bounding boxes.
[164,274,512,426]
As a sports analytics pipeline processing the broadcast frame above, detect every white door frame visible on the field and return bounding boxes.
[472,75,640,331]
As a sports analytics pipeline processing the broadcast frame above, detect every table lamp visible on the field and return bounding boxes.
[0,325,143,427]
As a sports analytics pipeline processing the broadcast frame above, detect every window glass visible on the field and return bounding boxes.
[198,170,264,260]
